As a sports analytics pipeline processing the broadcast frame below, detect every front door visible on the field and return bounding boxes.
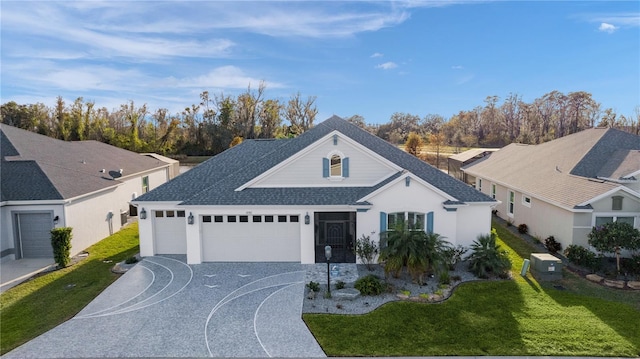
[315,212,356,263]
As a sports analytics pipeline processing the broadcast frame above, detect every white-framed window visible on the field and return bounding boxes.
[508,190,515,217]
[522,195,531,207]
[142,176,149,193]
[595,215,635,227]
[386,212,430,231]
[322,151,349,179]
[491,184,496,199]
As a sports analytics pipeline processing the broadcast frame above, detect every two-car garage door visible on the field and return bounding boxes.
[201,214,301,262]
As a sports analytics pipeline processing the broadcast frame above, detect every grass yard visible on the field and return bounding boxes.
[304,221,640,357]
[0,223,140,355]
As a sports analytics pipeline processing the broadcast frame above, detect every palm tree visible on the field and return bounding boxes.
[468,230,511,278]
[379,220,451,284]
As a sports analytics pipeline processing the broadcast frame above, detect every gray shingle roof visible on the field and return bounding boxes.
[463,128,640,209]
[597,149,640,180]
[1,124,170,201]
[137,116,494,206]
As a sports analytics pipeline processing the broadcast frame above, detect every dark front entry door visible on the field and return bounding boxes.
[315,212,356,263]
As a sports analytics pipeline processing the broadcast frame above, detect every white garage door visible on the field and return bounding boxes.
[153,210,187,254]
[202,214,301,262]
[15,212,54,258]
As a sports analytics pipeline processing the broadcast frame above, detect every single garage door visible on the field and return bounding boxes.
[153,210,187,254]
[15,212,54,258]
[202,214,301,262]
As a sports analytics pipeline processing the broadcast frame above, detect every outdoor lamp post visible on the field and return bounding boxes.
[325,245,332,296]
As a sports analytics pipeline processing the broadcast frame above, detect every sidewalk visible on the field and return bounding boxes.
[0,258,56,293]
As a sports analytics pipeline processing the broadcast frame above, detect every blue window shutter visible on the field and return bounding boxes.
[380,212,387,233]
[342,157,349,177]
[426,211,434,234]
[322,158,329,177]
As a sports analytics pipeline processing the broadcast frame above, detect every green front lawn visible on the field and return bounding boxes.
[0,223,140,355]
[304,221,640,357]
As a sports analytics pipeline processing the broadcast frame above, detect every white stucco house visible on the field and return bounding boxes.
[133,116,496,264]
[0,124,177,261]
[463,127,640,251]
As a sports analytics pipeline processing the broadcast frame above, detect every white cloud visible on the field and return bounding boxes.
[371,52,384,58]
[376,62,398,70]
[598,22,618,33]
[451,65,464,70]
[173,66,285,90]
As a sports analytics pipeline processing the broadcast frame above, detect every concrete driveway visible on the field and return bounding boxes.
[4,256,326,358]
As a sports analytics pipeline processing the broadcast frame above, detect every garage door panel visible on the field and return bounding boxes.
[17,213,53,258]
[202,220,300,262]
[154,216,187,254]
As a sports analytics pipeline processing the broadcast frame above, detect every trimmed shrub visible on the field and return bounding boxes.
[51,227,73,268]
[354,274,384,296]
[517,223,528,234]
[354,234,378,271]
[306,281,320,292]
[564,245,600,271]
[544,236,562,254]
[125,256,138,264]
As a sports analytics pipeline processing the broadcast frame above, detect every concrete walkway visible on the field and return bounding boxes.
[3,257,325,358]
[0,258,55,293]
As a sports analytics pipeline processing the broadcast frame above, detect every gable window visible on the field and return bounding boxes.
[491,184,496,199]
[322,153,349,178]
[142,176,149,193]
[508,191,515,216]
[522,195,531,208]
[330,155,341,176]
[612,196,623,211]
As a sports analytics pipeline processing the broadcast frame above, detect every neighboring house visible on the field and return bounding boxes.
[133,116,496,264]
[0,124,177,261]
[447,148,499,185]
[463,128,640,251]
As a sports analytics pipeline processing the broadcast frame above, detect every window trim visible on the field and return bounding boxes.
[593,213,637,228]
[508,190,515,217]
[142,176,149,193]
[612,196,623,211]
[522,195,531,208]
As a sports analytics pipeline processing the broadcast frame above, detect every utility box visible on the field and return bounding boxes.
[530,253,563,281]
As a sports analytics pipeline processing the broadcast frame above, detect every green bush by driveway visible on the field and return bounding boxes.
[304,221,640,357]
[0,223,140,355]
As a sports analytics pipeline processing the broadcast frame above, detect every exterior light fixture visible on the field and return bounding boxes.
[188,212,194,225]
[304,212,310,225]
[325,245,332,296]
[53,215,59,224]
[140,208,147,220]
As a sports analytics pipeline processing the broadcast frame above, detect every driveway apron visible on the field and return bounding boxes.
[4,256,326,358]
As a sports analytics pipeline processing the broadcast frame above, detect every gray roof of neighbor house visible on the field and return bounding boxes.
[449,148,499,163]
[463,128,640,209]
[0,124,170,202]
[136,116,495,206]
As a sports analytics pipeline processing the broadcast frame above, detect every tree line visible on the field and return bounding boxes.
[348,91,638,148]
[2,86,638,158]
[1,82,317,156]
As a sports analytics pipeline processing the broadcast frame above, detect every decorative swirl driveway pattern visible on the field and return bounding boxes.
[3,257,325,358]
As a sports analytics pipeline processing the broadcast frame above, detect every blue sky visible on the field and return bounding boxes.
[1,1,638,124]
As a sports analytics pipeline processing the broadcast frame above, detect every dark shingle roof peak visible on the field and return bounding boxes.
[138,116,493,205]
